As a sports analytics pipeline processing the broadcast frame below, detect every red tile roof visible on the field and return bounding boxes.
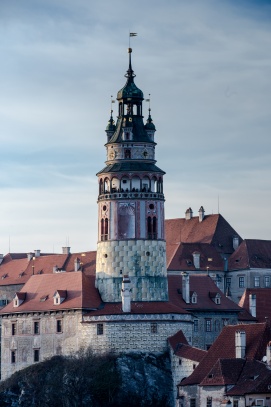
[0,273,101,314]
[226,359,271,395]
[239,288,271,322]
[229,239,271,270]
[165,214,242,258]
[168,330,189,349]
[200,358,245,386]
[0,251,97,287]
[180,323,271,386]
[168,330,207,362]
[167,243,224,271]
[168,275,241,312]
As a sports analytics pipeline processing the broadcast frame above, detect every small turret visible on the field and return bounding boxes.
[105,110,116,142]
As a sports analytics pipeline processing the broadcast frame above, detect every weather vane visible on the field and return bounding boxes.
[145,94,151,113]
[129,32,137,48]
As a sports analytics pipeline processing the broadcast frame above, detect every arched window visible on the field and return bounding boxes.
[101,219,104,241]
[104,218,108,240]
[153,217,157,238]
[147,216,157,240]
[99,179,103,195]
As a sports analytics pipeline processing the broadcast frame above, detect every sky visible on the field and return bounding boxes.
[0,0,270,254]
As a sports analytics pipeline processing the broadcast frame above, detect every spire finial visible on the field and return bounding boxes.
[110,95,115,115]
[146,94,151,116]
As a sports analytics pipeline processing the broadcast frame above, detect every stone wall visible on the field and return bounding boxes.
[170,349,200,402]
[1,310,192,380]
[96,239,168,301]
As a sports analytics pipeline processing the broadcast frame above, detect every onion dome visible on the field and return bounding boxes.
[144,109,156,131]
[117,48,144,101]
[106,111,116,132]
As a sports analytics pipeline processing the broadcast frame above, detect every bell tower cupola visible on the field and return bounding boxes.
[96,48,168,303]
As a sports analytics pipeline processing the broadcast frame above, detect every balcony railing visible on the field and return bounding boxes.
[98,191,164,201]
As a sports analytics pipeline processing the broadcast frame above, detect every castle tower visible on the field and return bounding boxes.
[96,48,168,302]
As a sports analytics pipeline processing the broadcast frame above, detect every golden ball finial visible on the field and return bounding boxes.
[128,47,132,53]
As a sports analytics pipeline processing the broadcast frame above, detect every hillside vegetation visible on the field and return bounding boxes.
[0,349,173,406]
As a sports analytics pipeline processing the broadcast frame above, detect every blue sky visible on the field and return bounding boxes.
[0,0,270,253]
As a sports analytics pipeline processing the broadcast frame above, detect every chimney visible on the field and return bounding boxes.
[249,293,256,317]
[121,275,131,312]
[192,252,200,269]
[34,249,41,257]
[74,257,81,272]
[181,272,190,304]
[233,236,239,250]
[185,207,193,220]
[0,254,3,265]
[27,253,34,261]
[62,246,71,255]
[198,206,205,222]
[235,331,246,358]
[266,341,271,366]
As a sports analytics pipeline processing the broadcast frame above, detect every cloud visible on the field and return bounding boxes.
[0,0,270,252]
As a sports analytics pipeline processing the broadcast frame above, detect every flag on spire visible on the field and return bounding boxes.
[130,33,137,37]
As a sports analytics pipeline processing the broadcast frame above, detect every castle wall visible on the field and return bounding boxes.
[1,311,192,380]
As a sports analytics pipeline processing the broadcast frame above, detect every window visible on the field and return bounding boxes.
[12,323,16,336]
[214,320,220,332]
[56,319,62,333]
[205,319,212,332]
[34,321,39,335]
[101,218,109,241]
[124,149,131,159]
[179,359,182,365]
[190,399,196,407]
[11,351,16,364]
[206,397,212,407]
[191,293,197,304]
[233,400,239,407]
[239,277,245,288]
[147,216,157,240]
[226,277,231,287]
[97,323,103,335]
[254,277,260,287]
[34,349,40,362]
[194,320,199,332]
[264,276,270,287]
[151,322,157,334]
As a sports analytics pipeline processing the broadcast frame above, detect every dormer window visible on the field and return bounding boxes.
[124,149,131,159]
[53,290,67,305]
[191,292,197,304]
[13,292,26,307]
[209,292,221,305]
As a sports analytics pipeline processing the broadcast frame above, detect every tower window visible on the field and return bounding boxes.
[124,149,131,159]
[147,216,157,240]
[125,132,130,140]
[101,218,109,241]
